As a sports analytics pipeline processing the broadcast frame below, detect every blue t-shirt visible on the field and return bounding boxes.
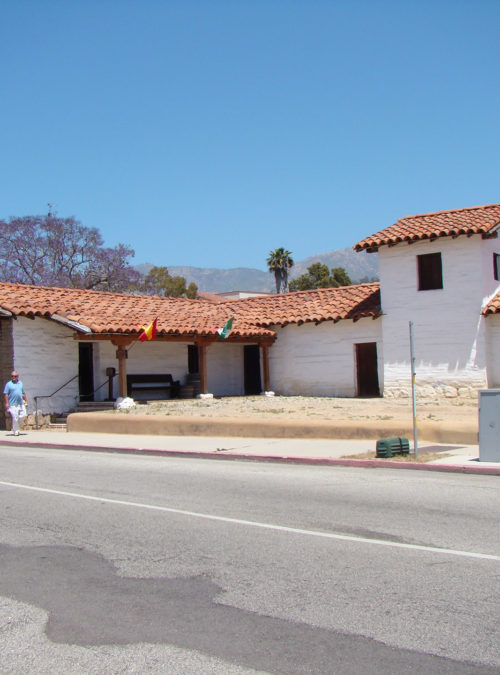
[3,380,25,406]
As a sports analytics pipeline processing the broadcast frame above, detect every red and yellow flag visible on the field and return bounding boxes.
[139,317,158,342]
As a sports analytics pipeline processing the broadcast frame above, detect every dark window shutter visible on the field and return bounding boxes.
[418,252,443,291]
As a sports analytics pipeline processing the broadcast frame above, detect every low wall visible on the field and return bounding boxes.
[67,412,478,445]
[4,411,52,430]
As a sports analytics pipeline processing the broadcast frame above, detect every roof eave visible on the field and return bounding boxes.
[353,243,378,253]
[51,314,92,334]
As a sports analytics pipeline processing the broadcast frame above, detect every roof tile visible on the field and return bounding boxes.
[0,282,381,339]
[354,203,500,252]
[228,283,381,327]
[484,290,500,315]
[0,283,274,338]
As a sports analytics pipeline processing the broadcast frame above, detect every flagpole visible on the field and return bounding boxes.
[127,339,139,353]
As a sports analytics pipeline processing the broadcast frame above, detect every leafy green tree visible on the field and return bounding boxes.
[140,266,198,298]
[266,248,294,293]
[289,263,351,291]
[289,262,330,291]
[330,266,352,286]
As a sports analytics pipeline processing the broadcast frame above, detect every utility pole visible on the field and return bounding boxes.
[409,321,418,459]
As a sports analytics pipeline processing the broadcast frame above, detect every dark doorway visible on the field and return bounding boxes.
[188,345,199,374]
[244,345,262,395]
[355,342,380,397]
[78,343,94,402]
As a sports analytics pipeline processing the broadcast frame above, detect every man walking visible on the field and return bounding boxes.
[3,371,28,436]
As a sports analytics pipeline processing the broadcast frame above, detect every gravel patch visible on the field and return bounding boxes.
[110,395,478,425]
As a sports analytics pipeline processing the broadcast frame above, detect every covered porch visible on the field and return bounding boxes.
[77,333,275,402]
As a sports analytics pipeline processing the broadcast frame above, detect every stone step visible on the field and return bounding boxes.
[75,401,115,413]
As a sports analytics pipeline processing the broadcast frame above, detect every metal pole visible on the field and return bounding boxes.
[35,397,39,430]
[409,321,418,458]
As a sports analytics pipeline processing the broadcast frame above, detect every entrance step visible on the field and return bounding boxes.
[75,401,115,413]
[47,423,67,431]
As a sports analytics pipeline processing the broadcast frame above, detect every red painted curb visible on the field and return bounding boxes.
[1,439,499,475]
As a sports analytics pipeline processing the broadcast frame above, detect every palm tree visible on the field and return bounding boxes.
[267,248,294,293]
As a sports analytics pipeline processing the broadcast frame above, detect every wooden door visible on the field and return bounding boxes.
[355,342,380,397]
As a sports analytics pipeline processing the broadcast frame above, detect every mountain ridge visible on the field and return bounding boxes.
[135,248,378,293]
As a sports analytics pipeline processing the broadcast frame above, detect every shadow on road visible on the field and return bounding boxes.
[0,544,493,674]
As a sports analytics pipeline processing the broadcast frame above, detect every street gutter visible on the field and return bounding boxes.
[1,439,499,476]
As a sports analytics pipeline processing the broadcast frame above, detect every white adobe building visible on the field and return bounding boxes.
[354,202,500,398]
[0,202,499,425]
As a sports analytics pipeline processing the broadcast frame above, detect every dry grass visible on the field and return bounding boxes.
[340,451,452,463]
[115,394,477,427]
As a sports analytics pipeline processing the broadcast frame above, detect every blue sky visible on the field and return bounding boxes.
[1,1,499,270]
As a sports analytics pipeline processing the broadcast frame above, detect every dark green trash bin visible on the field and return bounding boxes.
[376,437,410,458]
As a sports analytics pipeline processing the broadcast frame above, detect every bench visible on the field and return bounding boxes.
[127,374,180,401]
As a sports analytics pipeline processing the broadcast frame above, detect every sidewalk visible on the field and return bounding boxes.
[1,428,499,475]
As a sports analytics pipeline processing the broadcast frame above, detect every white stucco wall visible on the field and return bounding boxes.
[12,317,79,414]
[207,342,246,396]
[378,235,495,398]
[480,238,500,297]
[481,240,500,389]
[269,318,382,397]
[486,314,500,388]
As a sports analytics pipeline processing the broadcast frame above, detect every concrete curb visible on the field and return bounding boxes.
[2,439,499,476]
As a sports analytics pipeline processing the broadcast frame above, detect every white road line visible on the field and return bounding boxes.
[1,480,499,562]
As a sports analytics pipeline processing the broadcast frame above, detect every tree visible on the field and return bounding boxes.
[140,266,198,298]
[330,266,352,286]
[267,247,294,293]
[0,212,141,292]
[289,262,330,291]
[289,263,352,291]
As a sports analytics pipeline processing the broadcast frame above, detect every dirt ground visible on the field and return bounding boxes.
[121,394,478,426]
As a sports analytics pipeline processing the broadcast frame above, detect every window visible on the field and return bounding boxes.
[417,252,443,291]
[494,253,500,281]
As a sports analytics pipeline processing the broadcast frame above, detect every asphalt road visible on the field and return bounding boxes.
[0,444,498,674]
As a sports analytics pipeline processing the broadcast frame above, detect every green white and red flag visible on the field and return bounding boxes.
[216,317,233,339]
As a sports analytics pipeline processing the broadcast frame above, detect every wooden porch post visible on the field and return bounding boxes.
[261,343,270,392]
[116,346,128,398]
[111,339,133,398]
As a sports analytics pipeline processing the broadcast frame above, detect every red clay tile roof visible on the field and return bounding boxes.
[229,283,381,327]
[0,282,274,339]
[354,203,500,252]
[197,291,226,303]
[483,290,500,315]
[0,281,381,338]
